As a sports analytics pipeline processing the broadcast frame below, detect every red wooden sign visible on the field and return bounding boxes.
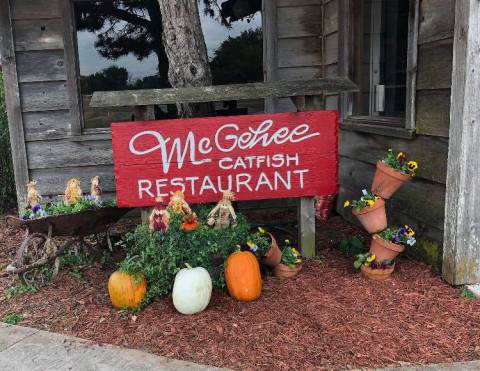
[111,111,338,207]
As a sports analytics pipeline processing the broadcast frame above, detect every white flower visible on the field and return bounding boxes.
[362,189,368,196]
[406,237,416,246]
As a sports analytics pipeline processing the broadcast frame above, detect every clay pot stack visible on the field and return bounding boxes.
[353,159,414,280]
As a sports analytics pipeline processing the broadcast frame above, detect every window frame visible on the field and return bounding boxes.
[63,0,267,135]
[338,0,419,133]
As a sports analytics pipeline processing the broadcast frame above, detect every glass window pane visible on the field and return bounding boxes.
[74,0,262,129]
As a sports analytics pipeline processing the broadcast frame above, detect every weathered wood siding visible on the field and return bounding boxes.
[333,0,454,245]
[7,0,115,200]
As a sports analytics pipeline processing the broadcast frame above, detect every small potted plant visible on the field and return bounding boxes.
[274,240,303,278]
[354,252,395,281]
[372,149,419,199]
[344,190,386,233]
[370,225,416,262]
[247,227,281,267]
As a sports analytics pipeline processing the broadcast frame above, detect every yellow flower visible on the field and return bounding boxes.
[246,240,255,248]
[258,226,266,234]
[291,247,300,255]
[295,258,302,264]
[374,195,380,201]
[407,161,418,171]
[343,200,350,208]
[366,254,376,263]
[285,239,290,245]
[366,200,375,208]
[404,225,415,236]
[396,152,405,160]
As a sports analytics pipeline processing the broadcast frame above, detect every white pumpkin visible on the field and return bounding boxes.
[172,264,212,315]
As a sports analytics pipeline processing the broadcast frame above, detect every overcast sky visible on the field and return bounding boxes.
[77,9,261,79]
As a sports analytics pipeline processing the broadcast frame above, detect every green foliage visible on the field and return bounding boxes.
[460,288,477,300]
[118,206,257,305]
[354,252,393,270]
[59,249,92,267]
[280,241,302,268]
[247,230,271,256]
[339,235,365,255]
[0,73,16,211]
[4,284,38,300]
[378,226,416,247]
[210,28,263,85]
[354,252,373,270]
[343,190,380,211]
[382,149,418,175]
[2,313,23,325]
[70,270,86,282]
[22,198,117,219]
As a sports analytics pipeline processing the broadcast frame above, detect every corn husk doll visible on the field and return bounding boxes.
[168,190,192,215]
[64,178,82,205]
[149,196,170,232]
[26,180,42,209]
[207,191,237,229]
[90,176,102,201]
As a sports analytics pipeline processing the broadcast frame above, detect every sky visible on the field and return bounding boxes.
[76,6,262,80]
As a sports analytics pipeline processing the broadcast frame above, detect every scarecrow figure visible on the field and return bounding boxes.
[149,196,170,232]
[64,178,82,205]
[90,176,102,201]
[168,190,192,215]
[207,191,237,229]
[26,180,42,209]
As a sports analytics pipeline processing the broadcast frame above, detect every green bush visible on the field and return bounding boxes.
[0,73,16,211]
[118,205,267,306]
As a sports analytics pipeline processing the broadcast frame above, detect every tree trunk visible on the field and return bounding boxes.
[157,0,214,117]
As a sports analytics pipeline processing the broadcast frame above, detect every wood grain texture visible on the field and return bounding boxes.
[443,0,480,285]
[278,37,323,67]
[323,32,338,65]
[418,0,455,45]
[323,0,338,35]
[13,19,64,51]
[277,66,322,80]
[90,78,358,107]
[277,5,322,39]
[30,165,115,196]
[26,139,113,170]
[277,0,321,7]
[23,110,72,141]
[16,50,66,83]
[339,129,448,184]
[20,81,69,112]
[263,0,278,113]
[417,38,453,90]
[0,0,29,211]
[416,89,451,137]
[11,0,61,20]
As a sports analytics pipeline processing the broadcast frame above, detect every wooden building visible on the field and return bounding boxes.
[0,0,479,286]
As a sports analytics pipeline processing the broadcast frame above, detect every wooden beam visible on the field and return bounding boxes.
[262,0,278,113]
[90,77,358,107]
[443,0,480,285]
[0,0,29,211]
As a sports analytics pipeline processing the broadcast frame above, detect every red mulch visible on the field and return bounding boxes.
[0,213,479,370]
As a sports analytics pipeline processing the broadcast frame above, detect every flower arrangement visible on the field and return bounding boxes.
[343,189,381,211]
[246,227,272,256]
[354,252,393,270]
[382,149,419,175]
[378,225,416,247]
[281,240,302,268]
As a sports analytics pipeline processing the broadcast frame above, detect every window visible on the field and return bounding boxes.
[341,0,417,130]
[72,0,262,129]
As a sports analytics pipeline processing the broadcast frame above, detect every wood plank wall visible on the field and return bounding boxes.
[9,0,116,200]
[327,0,454,243]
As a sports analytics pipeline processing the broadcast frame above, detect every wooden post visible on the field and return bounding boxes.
[133,105,155,224]
[443,0,480,285]
[294,96,324,258]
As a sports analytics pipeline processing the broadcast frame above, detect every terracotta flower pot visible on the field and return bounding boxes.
[369,234,405,262]
[352,198,387,234]
[261,233,282,267]
[371,160,411,199]
[274,263,302,278]
[361,263,395,281]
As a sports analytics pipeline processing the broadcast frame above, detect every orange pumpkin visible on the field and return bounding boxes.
[224,251,262,301]
[107,271,147,310]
